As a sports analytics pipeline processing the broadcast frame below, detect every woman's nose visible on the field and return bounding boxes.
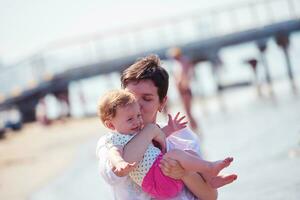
[137,99,143,110]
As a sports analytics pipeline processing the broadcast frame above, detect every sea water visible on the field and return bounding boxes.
[67,32,300,118]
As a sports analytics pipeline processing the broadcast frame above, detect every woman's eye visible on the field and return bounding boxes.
[143,98,152,102]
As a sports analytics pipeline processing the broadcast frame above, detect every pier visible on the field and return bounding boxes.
[0,0,299,122]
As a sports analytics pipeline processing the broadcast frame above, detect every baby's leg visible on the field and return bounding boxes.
[163,149,233,176]
[209,174,238,188]
[182,150,237,188]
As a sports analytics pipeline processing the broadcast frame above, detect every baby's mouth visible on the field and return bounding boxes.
[132,126,141,132]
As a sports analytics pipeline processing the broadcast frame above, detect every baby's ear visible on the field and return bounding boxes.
[104,120,115,130]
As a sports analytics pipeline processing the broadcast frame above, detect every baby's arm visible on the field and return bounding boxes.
[123,124,165,163]
[108,146,136,177]
[97,136,126,184]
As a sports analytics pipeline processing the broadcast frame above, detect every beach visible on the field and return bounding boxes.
[0,79,300,200]
[0,117,102,200]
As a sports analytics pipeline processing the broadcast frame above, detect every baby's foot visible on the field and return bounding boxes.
[210,174,238,188]
[210,157,233,177]
[202,157,233,182]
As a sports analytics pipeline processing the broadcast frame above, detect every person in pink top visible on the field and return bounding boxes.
[168,47,199,131]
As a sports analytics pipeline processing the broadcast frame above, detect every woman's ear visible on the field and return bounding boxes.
[159,96,168,112]
[104,120,115,130]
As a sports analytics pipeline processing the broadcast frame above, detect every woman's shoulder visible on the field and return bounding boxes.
[96,132,118,154]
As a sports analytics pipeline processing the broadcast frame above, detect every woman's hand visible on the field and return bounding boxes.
[159,156,186,179]
[162,112,188,137]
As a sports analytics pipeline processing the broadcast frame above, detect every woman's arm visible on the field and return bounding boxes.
[160,158,217,200]
[123,124,165,163]
[182,172,218,200]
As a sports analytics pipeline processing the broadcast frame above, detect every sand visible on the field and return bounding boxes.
[0,117,102,200]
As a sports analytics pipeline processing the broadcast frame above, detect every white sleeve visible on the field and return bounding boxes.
[96,136,127,185]
[166,127,202,156]
[165,128,201,200]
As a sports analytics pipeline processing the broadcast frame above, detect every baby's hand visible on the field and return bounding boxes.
[114,161,137,177]
[163,112,188,137]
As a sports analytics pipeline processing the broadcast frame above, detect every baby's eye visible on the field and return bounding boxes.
[127,118,133,122]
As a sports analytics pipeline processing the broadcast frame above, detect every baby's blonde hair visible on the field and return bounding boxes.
[98,89,136,124]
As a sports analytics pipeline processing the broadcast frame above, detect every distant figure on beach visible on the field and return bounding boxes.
[167,47,199,131]
[97,89,237,199]
[35,97,51,126]
[96,55,236,200]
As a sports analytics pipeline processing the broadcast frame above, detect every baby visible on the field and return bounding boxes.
[98,89,237,199]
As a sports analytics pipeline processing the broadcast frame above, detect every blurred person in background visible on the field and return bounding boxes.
[96,55,218,200]
[35,97,51,126]
[167,47,199,132]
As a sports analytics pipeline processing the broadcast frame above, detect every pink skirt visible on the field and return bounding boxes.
[141,153,183,199]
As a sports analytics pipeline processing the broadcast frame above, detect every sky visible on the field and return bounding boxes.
[0,0,259,65]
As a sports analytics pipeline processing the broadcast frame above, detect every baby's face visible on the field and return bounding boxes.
[111,102,143,134]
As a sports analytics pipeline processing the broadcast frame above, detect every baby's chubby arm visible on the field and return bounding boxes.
[123,124,166,163]
[108,145,137,177]
[97,136,127,184]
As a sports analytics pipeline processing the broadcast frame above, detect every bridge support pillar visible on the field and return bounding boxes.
[209,54,227,112]
[54,89,71,120]
[275,33,297,94]
[245,58,262,97]
[209,54,223,93]
[256,39,274,96]
[17,98,39,123]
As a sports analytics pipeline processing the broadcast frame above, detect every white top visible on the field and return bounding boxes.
[105,132,161,185]
[96,127,201,200]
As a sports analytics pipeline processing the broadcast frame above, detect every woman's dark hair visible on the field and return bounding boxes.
[121,55,169,102]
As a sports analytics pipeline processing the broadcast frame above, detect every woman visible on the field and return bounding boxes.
[96,55,217,200]
[168,47,198,131]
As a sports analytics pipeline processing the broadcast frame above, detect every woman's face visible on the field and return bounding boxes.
[125,80,166,125]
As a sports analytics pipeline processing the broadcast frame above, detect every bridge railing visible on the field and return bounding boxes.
[0,0,299,102]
